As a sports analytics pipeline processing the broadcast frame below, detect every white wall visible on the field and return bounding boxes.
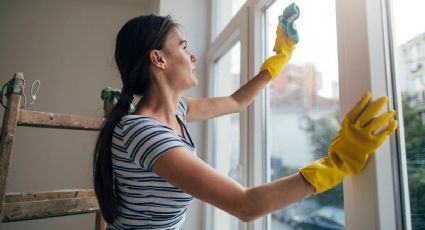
[0,0,159,229]
[159,0,210,229]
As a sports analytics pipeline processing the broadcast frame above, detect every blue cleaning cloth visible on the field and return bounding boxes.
[280,3,300,43]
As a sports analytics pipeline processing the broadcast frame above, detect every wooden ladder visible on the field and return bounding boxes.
[0,72,107,229]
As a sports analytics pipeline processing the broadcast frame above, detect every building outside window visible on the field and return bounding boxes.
[264,1,343,229]
[206,0,424,229]
[391,0,425,228]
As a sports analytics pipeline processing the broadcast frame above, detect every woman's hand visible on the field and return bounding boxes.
[259,4,299,80]
[300,91,398,193]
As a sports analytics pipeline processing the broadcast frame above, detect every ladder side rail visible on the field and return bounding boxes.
[0,72,25,220]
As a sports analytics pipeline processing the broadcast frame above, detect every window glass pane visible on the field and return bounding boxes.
[264,1,342,230]
[391,0,425,229]
[212,41,241,230]
[214,0,246,38]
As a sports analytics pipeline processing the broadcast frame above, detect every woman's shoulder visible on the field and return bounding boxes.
[121,115,174,132]
[119,115,181,140]
[117,115,187,170]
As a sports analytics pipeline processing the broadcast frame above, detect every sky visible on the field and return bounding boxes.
[264,0,425,98]
[393,0,425,46]
[266,0,339,98]
[218,0,425,168]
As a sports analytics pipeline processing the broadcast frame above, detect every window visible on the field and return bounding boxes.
[390,0,425,228]
[213,0,246,39]
[206,0,413,229]
[211,41,241,230]
[205,6,248,229]
[263,1,342,229]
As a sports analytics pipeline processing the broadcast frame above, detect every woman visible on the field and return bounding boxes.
[93,14,397,229]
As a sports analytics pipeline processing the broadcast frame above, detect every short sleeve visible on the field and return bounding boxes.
[124,120,185,171]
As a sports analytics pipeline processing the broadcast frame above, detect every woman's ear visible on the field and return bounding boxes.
[149,50,166,70]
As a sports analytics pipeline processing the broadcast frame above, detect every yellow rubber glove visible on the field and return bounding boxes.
[260,23,296,80]
[300,91,398,193]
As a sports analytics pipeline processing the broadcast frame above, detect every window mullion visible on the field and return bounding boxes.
[336,0,402,229]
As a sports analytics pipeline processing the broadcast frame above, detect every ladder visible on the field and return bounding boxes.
[0,72,109,229]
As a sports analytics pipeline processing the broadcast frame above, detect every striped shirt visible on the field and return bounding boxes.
[109,98,196,230]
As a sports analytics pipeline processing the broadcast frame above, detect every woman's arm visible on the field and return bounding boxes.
[185,70,271,123]
[153,147,314,222]
[185,15,296,123]
[155,93,397,221]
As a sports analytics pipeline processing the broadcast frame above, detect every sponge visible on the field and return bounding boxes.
[280,3,300,43]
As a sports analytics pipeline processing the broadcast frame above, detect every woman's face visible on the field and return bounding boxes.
[161,27,198,90]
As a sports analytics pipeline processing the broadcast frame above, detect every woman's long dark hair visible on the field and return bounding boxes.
[93,14,177,224]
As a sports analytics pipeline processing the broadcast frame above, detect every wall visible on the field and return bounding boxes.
[159,0,210,229]
[0,0,160,229]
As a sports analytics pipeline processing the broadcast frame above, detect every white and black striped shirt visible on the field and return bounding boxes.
[109,98,196,230]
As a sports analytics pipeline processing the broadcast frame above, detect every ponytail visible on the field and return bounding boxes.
[93,14,177,224]
[93,92,133,223]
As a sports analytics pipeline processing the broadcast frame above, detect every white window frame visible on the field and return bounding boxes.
[385,0,412,228]
[205,0,410,229]
[204,5,250,230]
[336,0,410,229]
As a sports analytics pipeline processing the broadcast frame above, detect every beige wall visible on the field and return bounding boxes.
[0,0,162,229]
[0,0,209,229]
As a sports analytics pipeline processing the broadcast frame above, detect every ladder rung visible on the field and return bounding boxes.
[5,189,96,202]
[18,110,104,130]
[2,189,99,222]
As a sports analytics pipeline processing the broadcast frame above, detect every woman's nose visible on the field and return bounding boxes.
[190,54,198,63]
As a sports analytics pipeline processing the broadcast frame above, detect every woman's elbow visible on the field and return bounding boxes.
[232,195,262,222]
[234,209,262,223]
[237,213,258,223]
[229,95,244,113]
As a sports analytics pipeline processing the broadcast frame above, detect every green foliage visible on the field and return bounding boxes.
[402,94,425,229]
[408,166,425,228]
[402,95,425,163]
[306,97,425,225]
[314,184,344,208]
[307,111,343,208]
[271,97,425,225]
[309,111,340,159]
[270,111,343,210]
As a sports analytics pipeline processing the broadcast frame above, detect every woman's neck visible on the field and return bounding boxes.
[133,86,180,125]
